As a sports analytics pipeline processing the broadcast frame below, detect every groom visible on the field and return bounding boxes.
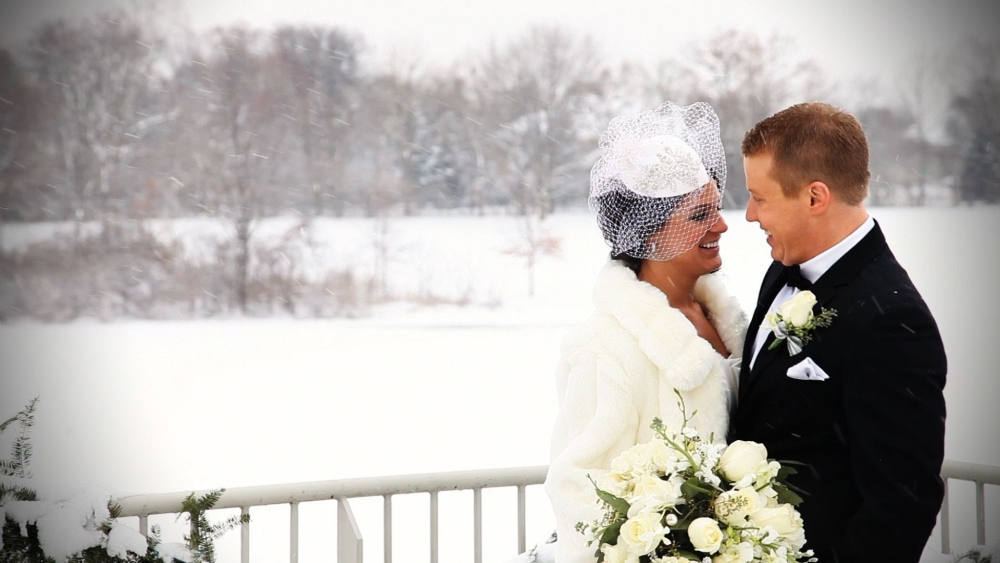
[728,102,947,562]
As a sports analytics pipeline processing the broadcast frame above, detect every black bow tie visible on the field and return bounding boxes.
[784,264,812,291]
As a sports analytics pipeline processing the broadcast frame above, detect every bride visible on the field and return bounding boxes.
[518,101,748,563]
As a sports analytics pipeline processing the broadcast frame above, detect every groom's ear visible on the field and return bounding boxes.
[807,182,831,215]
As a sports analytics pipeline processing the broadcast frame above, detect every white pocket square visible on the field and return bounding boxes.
[786,357,830,382]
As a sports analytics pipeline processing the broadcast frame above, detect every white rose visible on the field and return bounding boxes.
[598,470,630,497]
[627,495,668,519]
[648,439,673,472]
[620,510,667,555]
[601,541,636,563]
[749,505,806,550]
[611,452,632,474]
[687,517,724,554]
[631,474,677,502]
[717,441,768,482]
[623,442,650,468]
[763,311,780,329]
[779,290,817,328]
[714,487,764,525]
[713,541,754,563]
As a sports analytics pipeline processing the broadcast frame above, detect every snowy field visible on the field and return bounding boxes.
[1,206,999,562]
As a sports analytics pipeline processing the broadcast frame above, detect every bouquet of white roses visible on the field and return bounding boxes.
[577,393,815,563]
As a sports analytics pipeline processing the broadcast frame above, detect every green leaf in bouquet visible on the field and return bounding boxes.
[776,464,798,482]
[671,508,694,531]
[599,520,625,546]
[596,487,631,516]
[772,482,804,507]
[680,476,714,499]
[775,459,809,468]
[673,546,702,561]
[587,474,631,515]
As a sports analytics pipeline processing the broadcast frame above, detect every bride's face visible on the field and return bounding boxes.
[655,184,727,275]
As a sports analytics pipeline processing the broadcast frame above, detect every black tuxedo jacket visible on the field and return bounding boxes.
[729,222,947,563]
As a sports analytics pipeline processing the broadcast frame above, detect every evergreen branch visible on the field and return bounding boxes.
[0,459,19,476]
[177,488,243,563]
[0,412,20,434]
[10,397,39,479]
[207,514,248,539]
[0,482,38,502]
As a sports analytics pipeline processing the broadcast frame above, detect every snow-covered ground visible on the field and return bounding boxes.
[1,206,999,562]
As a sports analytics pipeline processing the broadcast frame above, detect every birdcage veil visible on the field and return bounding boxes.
[589,101,726,261]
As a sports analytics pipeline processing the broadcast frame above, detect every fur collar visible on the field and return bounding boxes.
[592,260,748,391]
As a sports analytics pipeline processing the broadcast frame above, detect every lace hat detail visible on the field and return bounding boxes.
[589,101,726,261]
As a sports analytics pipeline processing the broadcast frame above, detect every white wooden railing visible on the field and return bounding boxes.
[940,460,1000,555]
[116,460,999,562]
[116,465,549,563]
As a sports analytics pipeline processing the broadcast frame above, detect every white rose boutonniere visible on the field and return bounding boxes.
[763,290,836,355]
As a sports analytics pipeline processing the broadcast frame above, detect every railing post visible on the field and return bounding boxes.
[430,491,439,563]
[290,501,299,563]
[940,478,951,555]
[384,494,393,563]
[337,497,363,563]
[976,481,986,545]
[240,506,250,563]
[474,487,483,563]
[517,485,526,554]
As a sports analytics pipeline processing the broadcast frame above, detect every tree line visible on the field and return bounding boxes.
[0,8,997,321]
[1,8,997,230]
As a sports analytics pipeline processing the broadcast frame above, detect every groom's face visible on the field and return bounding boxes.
[744,152,813,266]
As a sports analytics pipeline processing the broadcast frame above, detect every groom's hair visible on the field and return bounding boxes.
[741,102,870,206]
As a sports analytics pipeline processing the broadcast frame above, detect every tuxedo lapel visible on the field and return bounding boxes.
[738,262,786,400]
[807,221,888,301]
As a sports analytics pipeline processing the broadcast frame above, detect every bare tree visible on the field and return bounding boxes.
[0,49,43,243]
[172,26,287,312]
[270,25,362,217]
[503,215,562,297]
[663,30,830,208]
[895,50,952,205]
[854,105,921,206]
[947,39,1000,204]
[351,60,433,217]
[470,26,605,218]
[24,12,163,229]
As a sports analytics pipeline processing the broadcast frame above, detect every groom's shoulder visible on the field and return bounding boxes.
[849,245,935,321]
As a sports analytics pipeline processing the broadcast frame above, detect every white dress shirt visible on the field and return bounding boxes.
[748,215,875,369]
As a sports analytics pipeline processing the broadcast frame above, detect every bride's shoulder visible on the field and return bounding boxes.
[694,272,749,356]
[694,273,746,320]
[559,309,634,357]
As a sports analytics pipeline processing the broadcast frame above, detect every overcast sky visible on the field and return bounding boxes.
[1,0,996,86]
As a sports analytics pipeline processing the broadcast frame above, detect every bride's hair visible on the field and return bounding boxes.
[596,171,722,272]
[593,182,679,264]
[613,252,643,274]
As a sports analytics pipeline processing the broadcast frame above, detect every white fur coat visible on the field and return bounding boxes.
[544,260,748,563]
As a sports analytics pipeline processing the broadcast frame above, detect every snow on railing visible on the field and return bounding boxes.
[940,460,1000,555]
[115,465,549,563]
[114,460,999,562]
